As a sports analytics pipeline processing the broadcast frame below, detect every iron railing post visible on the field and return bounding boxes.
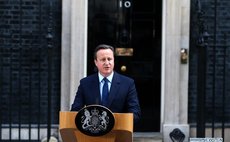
[196,0,209,137]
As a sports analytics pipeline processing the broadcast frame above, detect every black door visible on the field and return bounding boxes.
[87,0,162,132]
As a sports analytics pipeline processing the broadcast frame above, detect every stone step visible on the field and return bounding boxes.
[133,132,163,142]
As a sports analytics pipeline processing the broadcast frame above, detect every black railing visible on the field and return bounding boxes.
[0,47,60,142]
[193,0,230,140]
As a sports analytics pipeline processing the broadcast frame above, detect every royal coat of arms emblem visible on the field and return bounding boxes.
[75,105,115,136]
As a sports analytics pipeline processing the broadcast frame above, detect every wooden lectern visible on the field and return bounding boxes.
[59,111,133,142]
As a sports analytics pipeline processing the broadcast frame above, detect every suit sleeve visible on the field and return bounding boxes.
[70,80,84,111]
[126,79,141,124]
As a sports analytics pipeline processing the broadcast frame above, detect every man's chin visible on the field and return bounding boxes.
[101,71,112,76]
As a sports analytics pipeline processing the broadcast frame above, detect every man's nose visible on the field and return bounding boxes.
[104,59,110,64]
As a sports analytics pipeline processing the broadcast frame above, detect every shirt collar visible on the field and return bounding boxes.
[98,72,114,83]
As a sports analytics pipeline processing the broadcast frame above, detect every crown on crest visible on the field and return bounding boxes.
[91,108,99,115]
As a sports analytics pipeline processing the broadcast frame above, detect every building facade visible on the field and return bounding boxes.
[1,0,230,141]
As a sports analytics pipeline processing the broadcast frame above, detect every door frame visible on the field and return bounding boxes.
[61,0,190,140]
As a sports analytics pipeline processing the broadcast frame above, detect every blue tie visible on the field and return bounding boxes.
[102,78,109,106]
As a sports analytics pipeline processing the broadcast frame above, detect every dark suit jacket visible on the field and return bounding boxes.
[71,72,141,123]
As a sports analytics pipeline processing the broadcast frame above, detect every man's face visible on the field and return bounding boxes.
[94,49,114,77]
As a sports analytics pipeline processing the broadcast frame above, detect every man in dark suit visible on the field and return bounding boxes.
[71,44,141,123]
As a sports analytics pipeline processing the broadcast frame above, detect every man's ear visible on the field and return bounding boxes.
[94,59,97,67]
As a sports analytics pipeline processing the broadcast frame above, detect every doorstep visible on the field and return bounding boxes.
[133,132,163,142]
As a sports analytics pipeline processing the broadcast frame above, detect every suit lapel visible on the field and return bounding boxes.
[90,74,101,105]
[107,72,120,107]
